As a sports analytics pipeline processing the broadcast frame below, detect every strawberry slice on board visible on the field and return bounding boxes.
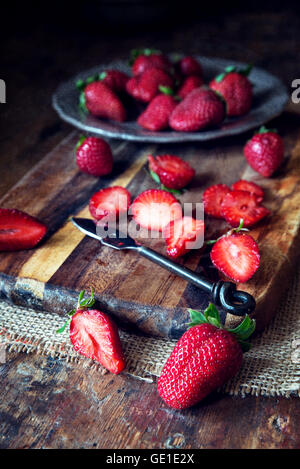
[89,186,131,221]
[148,154,195,190]
[0,208,47,251]
[221,190,270,228]
[232,180,264,202]
[202,184,231,219]
[163,216,205,258]
[131,189,182,232]
[210,232,260,283]
[57,290,126,374]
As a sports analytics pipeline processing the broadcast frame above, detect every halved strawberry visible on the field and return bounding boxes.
[57,290,126,374]
[148,154,195,190]
[232,180,264,202]
[221,190,269,228]
[131,189,182,232]
[89,186,131,221]
[0,208,47,251]
[163,216,205,258]
[202,184,231,218]
[210,232,260,283]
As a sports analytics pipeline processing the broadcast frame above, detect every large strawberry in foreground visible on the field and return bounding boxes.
[57,290,126,375]
[158,304,255,409]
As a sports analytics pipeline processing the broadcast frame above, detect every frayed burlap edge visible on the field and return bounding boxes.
[1,268,300,396]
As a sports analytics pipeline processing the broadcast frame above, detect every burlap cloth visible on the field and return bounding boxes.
[1,268,300,397]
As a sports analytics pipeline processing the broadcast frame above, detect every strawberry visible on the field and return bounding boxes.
[57,290,125,374]
[209,65,252,117]
[243,127,284,177]
[210,230,260,283]
[76,136,113,177]
[148,154,195,190]
[84,81,126,122]
[177,75,204,99]
[232,180,264,202]
[0,208,47,251]
[89,186,131,221]
[169,88,225,132]
[163,216,205,258]
[178,56,203,77]
[130,49,172,76]
[203,184,231,218]
[137,93,177,131]
[126,67,173,103]
[221,190,270,228]
[158,304,255,409]
[131,189,182,232]
[99,69,129,94]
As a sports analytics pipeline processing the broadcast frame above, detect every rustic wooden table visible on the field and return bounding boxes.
[1,3,300,449]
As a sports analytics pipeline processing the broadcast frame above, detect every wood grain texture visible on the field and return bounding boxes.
[0,113,300,337]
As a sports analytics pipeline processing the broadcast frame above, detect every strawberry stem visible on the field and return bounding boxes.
[56,289,95,334]
[187,303,256,351]
[205,219,248,246]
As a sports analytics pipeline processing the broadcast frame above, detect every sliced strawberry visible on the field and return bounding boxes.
[131,189,182,232]
[148,154,195,190]
[221,190,269,228]
[202,184,231,218]
[210,233,260,283]
[232,180,264,202]
[70,309,126,374]
[89,186,131,221]
[0,208,47,251]
[163,216,205,258]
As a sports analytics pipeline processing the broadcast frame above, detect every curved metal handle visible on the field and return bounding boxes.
[139,246,256,316]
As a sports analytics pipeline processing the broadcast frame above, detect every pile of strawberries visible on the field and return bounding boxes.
[76,49,254,132]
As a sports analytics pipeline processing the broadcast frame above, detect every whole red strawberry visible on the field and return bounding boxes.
[76,136,113,177]
[169,88,225,132]
[57,290,126,375]
[131,49,172,76]
[178,56,203,77]
[99,69,129,94]
[177,75,204,99]
[0,208,47,251]
[126,67,173,103]
[209,65,252,117]
[137,93,177,131]
[83,81,126,122]
[158,304,255,409]
[148,154,195,190]
[243,127,284,177]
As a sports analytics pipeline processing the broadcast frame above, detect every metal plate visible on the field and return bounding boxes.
[52,56,288,143]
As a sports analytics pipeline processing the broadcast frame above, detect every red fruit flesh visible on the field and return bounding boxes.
[203,184,231,218]
[221,190,269,227]
[70,309,126,374]
[163,216,205,258]
[232,179,264,202]
[169,88,225,132]
[148,154,195,190]
[84,81,126,122]
[210,232,260,283]
[209,72,252,116]
[244,132,284,177]
[137,94,177,131]
[158,323,242,409]
[76,137,113,177]
[89,186,131,221]
[0,208,47,251]
[131,189,182,232]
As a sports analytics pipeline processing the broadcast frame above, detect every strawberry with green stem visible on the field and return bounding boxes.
[57,289,126,374]
[158,303,255,409]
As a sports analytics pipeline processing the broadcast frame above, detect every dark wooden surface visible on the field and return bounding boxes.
[1,3,300,449]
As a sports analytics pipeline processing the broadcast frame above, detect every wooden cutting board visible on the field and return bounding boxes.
[1,111,300,338]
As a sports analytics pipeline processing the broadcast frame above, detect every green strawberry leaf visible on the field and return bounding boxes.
[99,71,107,81]
[256,125,278,135]
[158,85,174,96]
[160,184,183,196]
[76,79,85,91]
[149,169,161,184]
[76,135,87,150]
[79,91,87,113]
